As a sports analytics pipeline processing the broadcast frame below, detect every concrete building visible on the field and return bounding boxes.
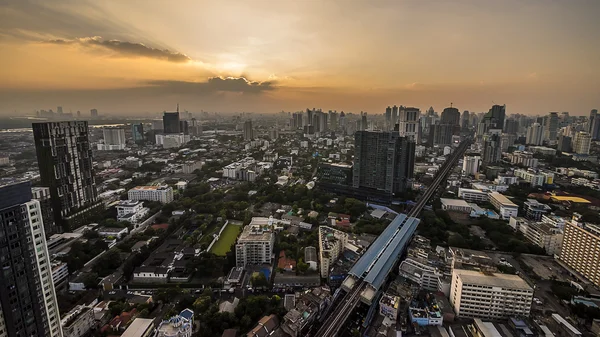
[121,318,155,337]
[304,246,318,271]
[398,107,420,141]
[560,217,600,287]
[526,123,544,145]
[379,293,400,320]
[131,123,144,143]
[523,199,552,221]
[440,198,472,213]
[99,127,126,150]
[163,110,180,134]
[450,269,533,319]
[33,121,100,231]
[507,151,539,168]
[318,226,348,279]
[155,309,194,337]
[519,222,563,256]
[182,161,203,174]
[0,182,63,337]
[458,188,489,203]
[488,192,518,220]
[243,120,254,141]
[514,169,546,187]
[155,133,190,148]
[32,186,58,236]
[116,200,149,224]
[462,155,481,175]
[52,261,69,288]
[128,186,174,203]
[61,306,94,337]
[235,219,276,268]
[573,131,592,155]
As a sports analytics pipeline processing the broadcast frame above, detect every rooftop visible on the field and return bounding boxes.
[488,192,517,207]
[121,318,154,337]
[440,198,471,208]
[454,269,532,291]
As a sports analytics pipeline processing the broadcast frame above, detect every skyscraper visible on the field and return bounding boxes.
[360,112,368,131]
[433,106,460,146]
[329,111,338,131]
[486,104,506,130]
[353,131,415,194]
[33,121,100,231]
[589,109,597,134]
[590,109,600,140]
[391,105,399,128]
[557,134,572,152]
[306,108,314,126]
[482,134,501,164]
[243,120,254,140]
[132,123,145,143]
[462,155,481,175]
[544,112,559,142]
[526,123,544,145]
[503,118,518,134]
[0,182,63,337]
[398,107,420,141]
[163,109,181,134]
[573,131,591,155]
[440,107,460,126]
[90,108,98,118]
[100,127,126,150]
[461,110,470,130]
[385,106,392,130]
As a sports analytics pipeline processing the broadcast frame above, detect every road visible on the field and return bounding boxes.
[314,138,471,337]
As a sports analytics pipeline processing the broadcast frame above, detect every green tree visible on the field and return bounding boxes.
[251,273,269,288]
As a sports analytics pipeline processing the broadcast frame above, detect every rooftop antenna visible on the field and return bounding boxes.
[450,102,453,108]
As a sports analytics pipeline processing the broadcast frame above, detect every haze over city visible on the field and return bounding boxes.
[1,0,599,116]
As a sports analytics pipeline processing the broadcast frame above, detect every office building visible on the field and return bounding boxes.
[98,127,126,150]
[589,109,598,137]
[503,118,518,134]
[523,199,552,221]
[90,109,98,118]
[155,133,190,148]
[450,269,533,319]
[179,120,189,135]
[131,123,144,143]
[0,182,63,337]
[526,123,544,145]
[353,131,415,195]
[560,217,600,287]
[432,124,455,146]
[163,108,180,134]
[188,118,202,136]
[128,186,174,203]
[462,110,470,130]
[462,155,481,175]
[33,121,101,231]
[458,188,489,203]
[506,151,538,168]
[318,226,348,278]
[244,120,254,141]
[398,107,420,141]
[557,134,572,152]
[61,305,94,337]
[440,107,460,126]
[544,112,559,142]
[573,131,591,155]
[488,192,519,219]
[482,104,506,131]
[235,220,276,268]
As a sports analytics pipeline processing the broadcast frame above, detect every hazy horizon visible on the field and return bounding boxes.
[1,0,598,116]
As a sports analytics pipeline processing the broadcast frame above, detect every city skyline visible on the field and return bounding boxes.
[0,0,599,115]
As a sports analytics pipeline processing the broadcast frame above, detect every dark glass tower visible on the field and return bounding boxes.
[32,121,100,232]
[163,112,181,134]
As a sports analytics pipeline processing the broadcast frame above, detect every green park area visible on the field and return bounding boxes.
[209,223,242,256]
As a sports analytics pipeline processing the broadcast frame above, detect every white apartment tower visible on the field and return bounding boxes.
[318,226,348,278]
[462,155,481,176]
[398,107,420,141]
[235,220,276,268]
[573,131,592,155]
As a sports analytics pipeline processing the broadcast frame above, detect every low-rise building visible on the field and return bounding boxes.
[121,318,154,337]
[458,188,489,203]
[98,226,129,239]
[116,200,149,224]
[236,218,277,268]
[61,305,95,337]
[133,266,169,283]
[128,185,174,203]
[155,309,194,337]
[515,169,546,187]
[182,161,203,174]
[247,315,279,337]
[281,288,331,337]
[408,294,443,326]
[304,246,318,271]
[518,221,563,255]
[440,198,472,213]
[450,269,533,319]
[488,192,518,220]
[379,293,400,320]
[523,199,552,221]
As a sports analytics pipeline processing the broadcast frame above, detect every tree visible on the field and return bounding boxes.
[297,258,309,274]
[250,273,269,288]
[82,272,99,289]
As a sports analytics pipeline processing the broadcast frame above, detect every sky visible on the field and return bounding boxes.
[0,0,599,116]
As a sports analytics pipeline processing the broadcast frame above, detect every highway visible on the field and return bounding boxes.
[314,138,471,337]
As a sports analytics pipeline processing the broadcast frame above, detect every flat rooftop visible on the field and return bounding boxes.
[454,269,532,291]
[440,198,470,207]
[488,192,517,207]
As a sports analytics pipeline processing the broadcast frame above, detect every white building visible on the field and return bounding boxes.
[98,127,126,150]
[318,226,348,278]
[182,161,203,174]
[61,306,95,337]
[526,123,543,145]
[398,107,420,142]
[121,318,155,337]
[488,192,519,220]
[236,218,277,268]
[458,188,489,203]
[304,246,318,271]
[398,257,444,292]
[573,131,592,155]
[519,221,563,255]
[98,227,129,239]
[156,133,190,148]
[462,155,481,175]
[52,261,69,288]
[514,169,546,187]
[440,198,472,213]
[450,269,533,319]
[155,309,194,337]
[494,176,519,185]
[116,200,149,224]
[379,293,400,320]
[507,151,538,168]
[128,185,174,203]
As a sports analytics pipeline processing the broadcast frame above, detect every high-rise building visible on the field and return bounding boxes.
[235,219,276,268]
[573,131,591,155]
[483,104,506,130]
[560,216,600,287]
[32,186,58,236]
[544,112,559,142]
[398,107,419,141]
[131,123,144,143]
[360,112,368,131]
[318,226,348,278]
[0,182,63,337]
[525,123,544,145]
[433,106,461,146]
[329,111,338,131]
[482,134,501,164]
[462,155,481,176]
[33,121,101,231]
[391,105,399,128]
[385,106,392,130]
[353,131,415,194]
[589,109,598,134]
[99,127,126,150]
[440,107,460,126]
[243,120,254,140]
[461,110,470,130]
[450,268,533,319]
[292,112,303,129]
[163,110,180,134]
[189,118,202,136]
[503,118,518,134]
[557,134,572,152]
[590,109,600,140]
[90,109,98,118]
[179,120,189,135]
[306,108,314,126]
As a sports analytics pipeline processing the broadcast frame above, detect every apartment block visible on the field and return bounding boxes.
[236,220,276,268]
[519,222,563,256]
[488,192,518,220]
[560,218,600,287]
[458,188,489,203]
[450,269,533,319]
[318,226,348,278]
[128,186,174,203]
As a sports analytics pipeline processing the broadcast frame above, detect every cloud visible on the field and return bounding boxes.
[44,36,191,63]
[145,77,277,94]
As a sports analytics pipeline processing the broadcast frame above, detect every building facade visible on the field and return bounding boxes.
[0,182,63,337]
[235,222,276,268]
[450,269,533,319]
[318,226,348,278]
[573,131,592,155]
[128,186,174,203]
[99,127,126,150]
[560,219,600,287]
[33,121,101,232]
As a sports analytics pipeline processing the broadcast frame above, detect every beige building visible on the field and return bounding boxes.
[560,219,600,287]
[450,269,533,319]
[318,226,348,278]
[235,220,276,268]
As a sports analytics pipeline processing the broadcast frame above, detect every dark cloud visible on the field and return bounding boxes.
[145,77,277,94]
[44,36,191,63]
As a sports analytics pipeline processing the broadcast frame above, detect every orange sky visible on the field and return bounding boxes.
[0,0,598,115]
